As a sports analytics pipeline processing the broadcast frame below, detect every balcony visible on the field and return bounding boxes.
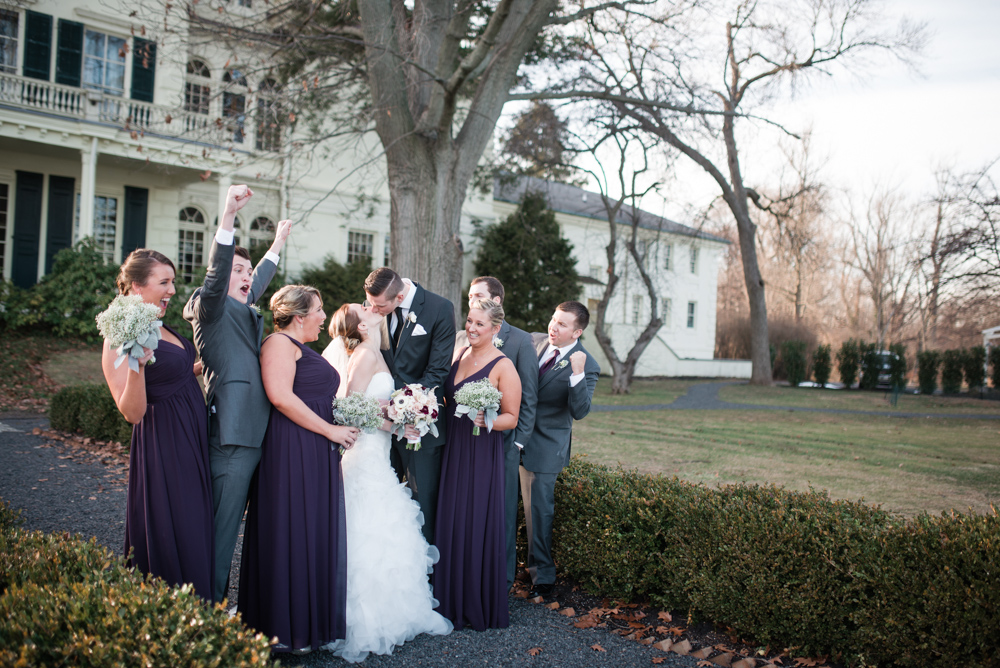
[0,71,273,152]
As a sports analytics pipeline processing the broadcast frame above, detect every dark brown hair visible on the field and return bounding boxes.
[557,300,590,331]
[364,267,403,300]
[270,284,321,330]
[470,276,504,303]
[116,249,176,295]
[234,246,251,262]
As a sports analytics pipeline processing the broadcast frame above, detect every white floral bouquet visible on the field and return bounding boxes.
[95,294,162,372]
[387,383,440,451]
[453,378,502,436]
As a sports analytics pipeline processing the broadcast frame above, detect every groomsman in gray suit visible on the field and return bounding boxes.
[365,267,455,544]
[183,185,292,603]
[520,301,600,598]
[456,277,538,590]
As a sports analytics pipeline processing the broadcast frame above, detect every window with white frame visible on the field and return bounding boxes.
[0,10,17,74]
[248,216,275,250]
[178,207,207,283]
[83,30,126,96]
[184,60,211,114]
[663,243,672,271]
[347,230,374,265]
[0,183,7,276]
[661,297,671,328]
[255,78,282,152]
[93,196,118,262]
[631,295,642,325]
[689,246,699,274]
[222,69,247,143]
[686,301,696,328]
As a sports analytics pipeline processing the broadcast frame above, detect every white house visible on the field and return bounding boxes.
[0,0,749,378]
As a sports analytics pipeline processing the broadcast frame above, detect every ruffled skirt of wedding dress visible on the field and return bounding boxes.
[324,427,453,662]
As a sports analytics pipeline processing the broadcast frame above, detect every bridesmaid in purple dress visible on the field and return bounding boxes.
[433,299,521,631]
[239,285,359,654]
[101,250,214,599]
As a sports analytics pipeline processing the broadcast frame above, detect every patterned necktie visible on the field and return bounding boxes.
[539,349,559,377]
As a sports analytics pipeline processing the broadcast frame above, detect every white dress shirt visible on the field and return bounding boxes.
[390,278,416,334]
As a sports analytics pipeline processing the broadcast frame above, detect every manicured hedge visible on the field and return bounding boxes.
[49,383,133,446]
[553,459,1000,667]
[0,499,273,666]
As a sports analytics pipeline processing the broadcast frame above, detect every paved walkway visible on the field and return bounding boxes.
[592,381,1000,419]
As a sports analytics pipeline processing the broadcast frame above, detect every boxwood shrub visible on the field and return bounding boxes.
[553,459,1000,667]
[49,383,133,446]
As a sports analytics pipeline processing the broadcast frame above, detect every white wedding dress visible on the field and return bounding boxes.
[329,371,453,662]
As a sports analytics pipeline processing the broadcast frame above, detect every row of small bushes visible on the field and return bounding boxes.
[553,459,999,667]
[778,339,908,389]
[49,383,133,446]
[917,346,995,395]
[0,500,273,666]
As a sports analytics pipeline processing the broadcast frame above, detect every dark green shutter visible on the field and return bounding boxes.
[11,171,43,288]
[44,176,75,274]
[23,11,52,81]
[122,186,148,254]
[55,20,83,87]
[131,38,156,102]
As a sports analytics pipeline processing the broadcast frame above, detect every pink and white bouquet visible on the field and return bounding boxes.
[387,383,439,451]
[453,378,502,436]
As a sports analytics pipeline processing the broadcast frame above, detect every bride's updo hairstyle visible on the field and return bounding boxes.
[271,284,321,330]
[330,303,390,352]
[116,249,176,295]
[469,298,504,328]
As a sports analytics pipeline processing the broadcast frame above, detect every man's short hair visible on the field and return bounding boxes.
[470,276,504,303]
[234,246,251,262]
[557,300,590,331]
[364,267,404,299]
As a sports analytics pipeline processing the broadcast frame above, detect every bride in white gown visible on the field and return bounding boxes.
[321,302,452,663]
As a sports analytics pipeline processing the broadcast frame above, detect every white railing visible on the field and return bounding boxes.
[0,71,256,150]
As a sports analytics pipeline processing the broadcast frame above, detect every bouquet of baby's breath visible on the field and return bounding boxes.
[453,378,503,436]
[387,383,440,451]
[95,294,162,372]
[331,391,384,455]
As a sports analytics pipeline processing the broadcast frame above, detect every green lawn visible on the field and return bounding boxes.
[591,377,708,406]
[718,383,1000,415]
[574,407,1000,517]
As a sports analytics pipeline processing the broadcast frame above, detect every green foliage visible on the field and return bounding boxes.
[941,349,965,394]
[991,345,1000,390]
[859,342,880,390]
[888,342,907,389]
[836,338,861,388]
[0,516,273,666]
[473,191,580,332]
[780,340,807,386]
[554,459,1000,667]
[811,344,832,387]
[917,350,940,395]
[963,345,987,391]
[298,257,372,352]
[49,384,132,446]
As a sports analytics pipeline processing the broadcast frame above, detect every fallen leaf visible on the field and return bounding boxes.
[574,617,598,629]
[656,625,671,634]
[527,647,542,656]
[559,607,576,617]
[658,611,673,622]
[652,659,666,665]
[591,644,606,652]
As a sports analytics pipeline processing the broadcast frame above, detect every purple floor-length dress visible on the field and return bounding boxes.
[239,333,348,652]
[125,324,214,599]
[432,353,509,631]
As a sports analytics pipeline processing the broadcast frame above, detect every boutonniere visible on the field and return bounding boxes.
[493,337,504,349]
[405,311,417,327]
[557,359,568,370]
[250,303,262,316]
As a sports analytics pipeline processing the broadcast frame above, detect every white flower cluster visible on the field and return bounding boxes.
[387,383,440,450]
[95,294,162,372]
[332,392,384,435]
[453,378,503,436]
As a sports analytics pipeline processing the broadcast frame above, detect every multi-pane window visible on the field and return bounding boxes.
[661,298,671,328]
[93,196,118,262]
[184,60,211,114]
[0,10,17,74]
[686,301,696,329]
[689,246,699,274]
[222,69,247,143]
[248,216,275,250]
[0,183,7,276]
[83,30,126,96]
[631,295,642,325]
[255,78,281,151]
[347,230,374,266]
[663,243,672,271]
[178,207,206,283]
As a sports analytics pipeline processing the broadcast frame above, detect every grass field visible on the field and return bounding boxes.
[591,377,707,406]
[42,345,104,387]
[718,383,1000,415]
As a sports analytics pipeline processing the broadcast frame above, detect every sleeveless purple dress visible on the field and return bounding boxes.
[125,324,214,599]
[432,352,509,631]
[239,333,348,652]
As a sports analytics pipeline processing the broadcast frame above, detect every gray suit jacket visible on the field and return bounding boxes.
[456,320,538,447]
[183,239,278,448]
[521,337,600,474]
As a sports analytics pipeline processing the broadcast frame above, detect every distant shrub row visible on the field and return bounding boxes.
[917,345,994,395]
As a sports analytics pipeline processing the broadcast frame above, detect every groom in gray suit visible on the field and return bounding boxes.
[520,301,600,598]
[456,276,538,589]
[183,185,291,603]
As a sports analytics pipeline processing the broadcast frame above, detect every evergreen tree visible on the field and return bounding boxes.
[473,191,580,333]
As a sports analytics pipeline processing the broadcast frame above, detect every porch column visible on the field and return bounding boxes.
[77,137,98,241]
